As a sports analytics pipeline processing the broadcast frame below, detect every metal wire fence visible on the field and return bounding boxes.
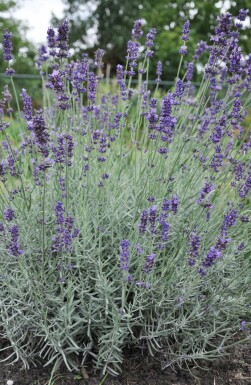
[0,72,202,87]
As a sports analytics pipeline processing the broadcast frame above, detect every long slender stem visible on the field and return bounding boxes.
[42,169,46,262]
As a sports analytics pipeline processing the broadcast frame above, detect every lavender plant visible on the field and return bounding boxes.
[0,11,251,378]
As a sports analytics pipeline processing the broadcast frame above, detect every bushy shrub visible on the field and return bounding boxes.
[0,11,251,377]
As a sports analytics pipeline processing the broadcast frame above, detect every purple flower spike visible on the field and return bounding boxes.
[20,89,33,121]
[145,28,157,57]
[37,44,48,65]
[156,61,162,82]
[30,110,50,156]
[88,72,97,102]
[5,68,15,76]
[162,198,170,212]
[139,209,148,233]
[181,20,190,41]
[143,253,156,273]
[57,19,70,58]
[116,64,127,100]
[161,221,169,241]
[189,231,201,258]
[47,27,56,53]
[55,201,65,225]
[186,62,194,81]
[237,9,249,22]
[132,19,144,41]
[8,225,23,257]
[94,48,105,68]
[149,205,157,234]
[171,194,179,214]
[179,45,188,55]
[120,240,130,271]
[203,246,222,268]
[3,29,13,61]
[3,208,15,222]
[222,209,238,232]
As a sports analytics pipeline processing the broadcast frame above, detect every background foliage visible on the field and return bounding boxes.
[52,0,251,79]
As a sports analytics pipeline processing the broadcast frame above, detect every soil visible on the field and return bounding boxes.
[1,343,251,385]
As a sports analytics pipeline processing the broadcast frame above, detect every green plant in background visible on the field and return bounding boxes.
[0,0,42,108]
[0,8,251,381]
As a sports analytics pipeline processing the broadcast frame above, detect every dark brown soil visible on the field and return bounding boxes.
[1,343,251,385]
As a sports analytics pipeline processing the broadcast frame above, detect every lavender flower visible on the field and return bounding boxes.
[239,172,251,198]
[157,93,176,143]
[222,209,238,232]
[88,72,97,102]
[139,209,148,233]
[145,28,157,57]
[116,65,127,100]
[197,182,214,207]
[161,221,169,241]
[47,27,56,49]
[120,240,130,271]
[237,9,249,22]
[146,98,158,131]
[149,205,157,234]
[20,89,32,121]
[189,231,201,262]
[5,68,15,76]
[186,62,194,81]
[132,19,144,40]
[181,20,190,41]
[179,45,188,55]
[203,246,222,269]
[57,20,70,58]
[7,155,17,176]
[210,146,223,172]
[3,208,15,222]
[174,80,185,99]
[143,253,156,273]
[156,61,162,80]
[162,198,170,212]
[215,235,231,251]
[126,40,140,75]
[214,12,232,36]
[240,215,249,223]
[48,70,65,94]
[234,162,244,181]
[64,216,74,247]
[53,201,79,253]
[0,161,6,182]
[59,177,67,198]
[193,40,208,60]
[30,110,49,156]
[2,85,12,103]
[72,55,89,94]
[7,225,23,257]
[211,117,226,144]
[55,201,65,225]
[158,147,168,155]
[37,44,48,65]
[171,194,179,214]
[94,49,105,68]
[3,29,13,61]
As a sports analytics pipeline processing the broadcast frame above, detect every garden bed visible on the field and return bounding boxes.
[1,343,251,385]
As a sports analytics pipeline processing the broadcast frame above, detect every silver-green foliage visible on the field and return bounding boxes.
[0,14,251,377]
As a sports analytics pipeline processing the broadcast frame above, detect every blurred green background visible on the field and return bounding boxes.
[1,0,251,106]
